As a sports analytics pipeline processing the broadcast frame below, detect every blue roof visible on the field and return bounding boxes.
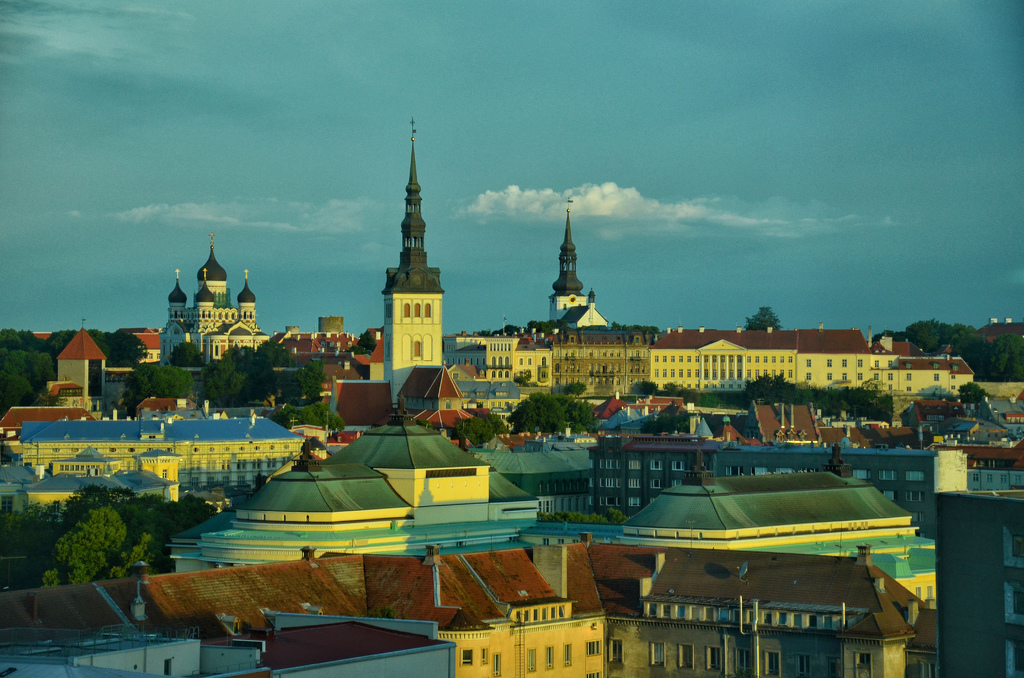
[20,417,302,444]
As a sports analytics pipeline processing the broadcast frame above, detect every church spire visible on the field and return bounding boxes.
[552,203,584,295]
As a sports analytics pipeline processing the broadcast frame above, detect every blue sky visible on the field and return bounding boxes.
[1,1,1022,337]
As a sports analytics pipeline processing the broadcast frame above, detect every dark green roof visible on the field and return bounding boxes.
[488,471,537,503]
[241,463,409,513]
[329,422,489,470]
[626,472,910,531]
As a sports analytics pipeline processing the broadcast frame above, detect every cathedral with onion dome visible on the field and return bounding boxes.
[160,236,269,364]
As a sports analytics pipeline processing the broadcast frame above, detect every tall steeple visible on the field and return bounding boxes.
[552,207,584,296]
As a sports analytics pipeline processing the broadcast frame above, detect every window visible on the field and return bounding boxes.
[629,478,640,488]
[853,469,870,480]
[906,491,924,502]
[0,496,12,513]
[403,303,410,317]
[878,469,897,480]
[827,372,833,381]
[827,359,833,367]
[650,460,662,470]
[842,359,848,368]
[482,648,488,665]
[564,644,572,666]
[797,654,811,677]
[766,651,780,675]
[805,373,812,381]
[706,646,721,671]
[650,642,664,666]
[629,460,640,470]
[493,653,501,677]
[546,646,554,669]
[650,479,661,489]
[527,648,536,672]
[587,641,601,656]
[827,657,841,678]
[778,612,788,625]
[609,639,622,662]
[164,659,172,676]
[678,644,694,669]
[906,470,925,481]
[672,460,684,471]
[856,652,871,677]
[462,649,474,666]
[1014,534,1024,558]
[586,674,601,678]
[883,490,896,500]
[934,373,940,381]
[842,373,848,381]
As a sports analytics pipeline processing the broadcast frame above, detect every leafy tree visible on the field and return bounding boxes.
[48,506,128,584]
[453,413,509,445]
[256,341,295,368]
[958,382,989,404]
[104,330,146,367]
[987,335,1024,382]
[271,402,345,431]
[119,363,194,413]
[641,412,690,434]
[634,380,657,396]
[509,393,595,434]
[526,320,557,334]
[609,322,660,334]
[537,509,627,524]
[202,350,246,406]
[169,342,205,367]
[296,360,326,402]
[355,330,378,355]
[0,373,35,414]
[744,306,782,331]
[514,370,532,386]
[744,374,796,403]
[562,382,587,396]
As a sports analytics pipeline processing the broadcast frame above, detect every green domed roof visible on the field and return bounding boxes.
[327,420,489,470]
[241,463,409,513]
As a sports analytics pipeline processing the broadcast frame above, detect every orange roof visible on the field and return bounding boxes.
[57,328,107,361]
[653,328,870,354]
[462,550,557,603]
[334,381,392,426]
[369,341,384,364]
[398,366,462,400]
[0,407,94,431]
[586,543,665,615]
[593,396,627,420]
[48,381,82,395]
[409,408,475,429]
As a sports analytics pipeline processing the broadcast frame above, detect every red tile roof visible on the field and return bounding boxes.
[57,329,107,361]
[333,381,392,426]
[399,367,462,400]
[409,408,475,429]
[0,407,94,432]
[653,328,870,354]
[462,550,557,603]
[754,403,820,443]
[48,381,82,395]
[363,555,457,625]
[369,341,384,364]
[593,396,627,420]
[0,584,125,630]
[563,543,603,614]
[978,322,1024,340]
[586,543,665,616]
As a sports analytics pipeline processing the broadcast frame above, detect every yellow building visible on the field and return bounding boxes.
[514,337,552,386]
[868,338,975,396]
[383,135,444,399]
[650,326,874,391]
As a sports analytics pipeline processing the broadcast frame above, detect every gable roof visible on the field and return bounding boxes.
[333,381,392,427]
[653,328,870,354]
[57,329,107,361]
[586,543,664,615]
[398,366,462,400]
[0,407,94,432]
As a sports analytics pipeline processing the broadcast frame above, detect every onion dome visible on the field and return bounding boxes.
[197,237,228,283]
[168,273,187,304]
[196,281,215,305]
[237,272,256,305]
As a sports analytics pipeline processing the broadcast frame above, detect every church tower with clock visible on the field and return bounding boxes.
[382,124,444,399]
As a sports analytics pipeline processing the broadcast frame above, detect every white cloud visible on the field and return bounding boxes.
[466,182,886,238]
[113,198,373,234]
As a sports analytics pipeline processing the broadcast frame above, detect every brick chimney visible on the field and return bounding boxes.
[26,592,38,623]
[423,544,441,567]
[579,532,593,547]
[855,544,872,567]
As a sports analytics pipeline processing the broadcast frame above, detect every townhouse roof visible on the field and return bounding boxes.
[56,329,107,361]
[752,402,821,442]
[0,407,94,432]
[455,380,520,400]
[563,543,604,614]
[398,366,462,400]
[593,395,627,420]
[909,400,966,421]
[585,543,665,615]
[891,357,974,374]
[332,381,392,427]
[322,362,369,381]
[626,472,910,531]
[408,408,476,429]
[203,621,450,669]
[27,471,175,496]
[240,464,409,513]
[20,417,301,444]
[977,321,1024,340]
[462,549,558,603]
[475,448,590,476]
[449,363,483,380]
[653,328,870,354]
[137,397,192,415]
[328,420,488,470]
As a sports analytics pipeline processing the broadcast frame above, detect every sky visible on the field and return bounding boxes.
[1,1,1022,338]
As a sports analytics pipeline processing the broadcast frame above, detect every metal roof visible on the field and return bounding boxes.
[330,422,488,470]
[20,417,302,444]
[241,464,409,513]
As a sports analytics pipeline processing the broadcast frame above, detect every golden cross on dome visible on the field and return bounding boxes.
[175,268,180,280]
[244,269,249,281]
[203,267,207,281]
[210,232,215,248]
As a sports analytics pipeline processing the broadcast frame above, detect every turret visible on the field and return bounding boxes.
[237,270,256,322]
[168,269,187,320]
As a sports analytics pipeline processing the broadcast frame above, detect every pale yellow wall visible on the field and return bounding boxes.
[798,353,869,388]
[514,347,552,386]
[384,467,490,508]
[650,341,796,391]
[384,292,444,394]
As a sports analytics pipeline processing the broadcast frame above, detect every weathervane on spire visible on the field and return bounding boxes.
[410,117,416,141]
[567,197,573,213]
[210,232,215,249]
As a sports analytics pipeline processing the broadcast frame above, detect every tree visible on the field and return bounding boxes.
[355,330,378,355]
[49,506,128,585]
[104,330,146,367]
[634,380,657,396]
[202,351,246,406]
[169,342,205,367]
[514,369,532,386]
[296,360,326,402]
[509,393,595,434]
[744,306,782,331]
[562,382,587,396]
[271,402,344,431]
[640,412,690,434]
[744,374,796,403]
[256,341,295,368]
[119,363,193,413]
[958,382,989,404]
[987,335,1024,382]
[0,373,35,414]
[453,413,509,446]
[609,322,660,334]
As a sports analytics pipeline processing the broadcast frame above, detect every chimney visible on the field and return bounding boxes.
[131,565,148,621]
[699,326,705,333]
[989,317,998,325]
[423,544,441,567]
[1008,318,1014,324]
[880,336,893,351]
[533,545,568,598]
[874,575,886,593]
[868,326,872,343]
[639,576,652,597]
[907,598,919,625]
[112,409,118,421]
[736,326,742,333]
[789,404,795,429]
[654,552,665,576]
[300,602,323,615]
[819,322,824,332]
[300,545,316,563]
[579,532,593,547]
[26,592,38,623]
[133,560,150,584]
[779,404,786,430]
[855,544,872,567]
[767,326,773,334]
[203,400,210,416]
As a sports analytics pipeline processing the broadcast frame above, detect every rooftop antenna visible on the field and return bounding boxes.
[739,560,749,583]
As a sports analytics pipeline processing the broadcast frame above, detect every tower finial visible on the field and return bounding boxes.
[410,116,416,141]
[244,269,249,281]
[203,267,207,281]
[210,232,215,249]
[567,197,573,213]
[175,268,180,281]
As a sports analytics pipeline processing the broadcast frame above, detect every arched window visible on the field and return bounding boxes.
[404,304,411,318]
[414,303,421,317]
[425,303,431,318]
[414,341,421,358]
